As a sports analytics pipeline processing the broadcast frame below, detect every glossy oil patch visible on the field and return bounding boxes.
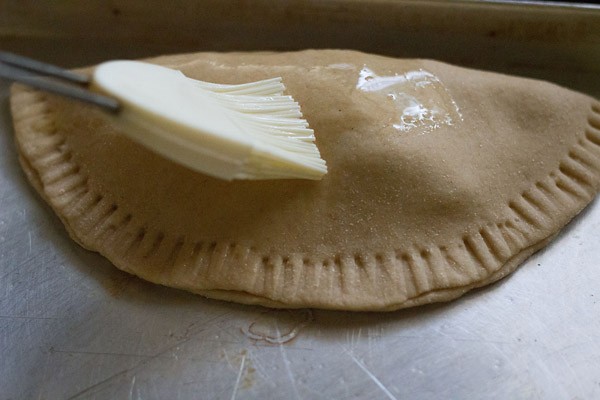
[356,66,462,133]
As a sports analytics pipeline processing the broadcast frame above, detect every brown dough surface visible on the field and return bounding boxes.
[10,50,600,311]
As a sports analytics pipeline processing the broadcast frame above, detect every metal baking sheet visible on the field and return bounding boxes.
[2,1,600,399]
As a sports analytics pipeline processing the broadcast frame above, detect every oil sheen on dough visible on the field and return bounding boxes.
[356,65,463,133]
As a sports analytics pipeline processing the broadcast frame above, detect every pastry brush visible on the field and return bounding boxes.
[0,51,327,180]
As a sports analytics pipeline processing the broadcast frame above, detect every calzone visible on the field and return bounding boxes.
[11,50,600,311]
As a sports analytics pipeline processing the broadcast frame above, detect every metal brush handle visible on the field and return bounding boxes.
[0,51,120,113]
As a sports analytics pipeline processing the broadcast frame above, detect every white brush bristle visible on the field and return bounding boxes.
[200,78,327,179]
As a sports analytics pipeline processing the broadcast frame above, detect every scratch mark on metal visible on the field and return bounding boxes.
[214,321,245,342]
[0,315,61,320]
[486,339,548,399]
[388,332,514,345]
[230,354,246,400]
[52,349,152,358]
[66,367,133,400]
[433,326,459,351]
[345,348,398,400]
[222,349,234,369]
[556,349,586,397]
[28,231,32,254]
[243,348,276,389]
[277,323,302,400]
[35,352,51,400]
[241,309,313,344]
[345,328,363,353]
[128,376,136,400]
[66,311,233,399]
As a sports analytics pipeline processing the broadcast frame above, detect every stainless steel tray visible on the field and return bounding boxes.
[2,1,600,399]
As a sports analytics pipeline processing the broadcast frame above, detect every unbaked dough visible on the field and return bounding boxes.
[10,50,600,311]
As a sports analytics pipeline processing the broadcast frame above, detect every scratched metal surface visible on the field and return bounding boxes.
[2,3,600,400]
